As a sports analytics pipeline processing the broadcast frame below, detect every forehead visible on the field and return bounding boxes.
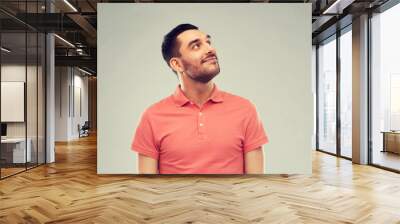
[176,29,209,45]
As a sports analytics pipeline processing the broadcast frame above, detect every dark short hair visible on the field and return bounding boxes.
[161,23,198,69]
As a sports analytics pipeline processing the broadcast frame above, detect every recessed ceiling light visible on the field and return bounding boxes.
[322,0,351,14]
[1,47,11,53]
[54,34,75,48]
[63,0,78,12]
[78,67,93,76]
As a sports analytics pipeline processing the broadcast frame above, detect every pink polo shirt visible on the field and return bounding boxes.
[131,84,268,174]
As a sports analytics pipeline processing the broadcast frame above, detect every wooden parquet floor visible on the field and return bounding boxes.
[1,134,400,224]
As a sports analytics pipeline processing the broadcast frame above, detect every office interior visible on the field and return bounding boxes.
[0,0,399,223]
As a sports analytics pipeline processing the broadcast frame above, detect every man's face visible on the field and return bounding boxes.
[174,29,220,83]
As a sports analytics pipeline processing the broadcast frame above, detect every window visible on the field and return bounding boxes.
[371,3,400,171]
[317,36,337,154]
[339,28,352,158]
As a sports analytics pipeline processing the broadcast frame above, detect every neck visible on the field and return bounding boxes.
[179,74,215,106]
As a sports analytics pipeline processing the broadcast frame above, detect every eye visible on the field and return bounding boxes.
[192,43,200,49]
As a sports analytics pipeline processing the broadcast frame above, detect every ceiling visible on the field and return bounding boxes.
[0,0,393,75]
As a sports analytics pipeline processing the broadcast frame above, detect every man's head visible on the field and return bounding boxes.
[161,24,220,83]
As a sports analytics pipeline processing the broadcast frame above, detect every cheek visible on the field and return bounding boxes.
[187,51,203,60]
[184,56,202,68]
[189,54,202,64]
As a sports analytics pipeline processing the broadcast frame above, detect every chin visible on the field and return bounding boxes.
[210,69,220,77]
[207,66,220,75]
[195,73,218,83]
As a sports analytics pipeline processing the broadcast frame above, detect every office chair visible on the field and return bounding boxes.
[79,121,90,138]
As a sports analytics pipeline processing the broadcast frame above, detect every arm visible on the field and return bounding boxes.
[138,153,158,174]
[131,110,159,174]
[244,147,264,174]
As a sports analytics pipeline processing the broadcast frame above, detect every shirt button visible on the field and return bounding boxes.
[199,123,204,127]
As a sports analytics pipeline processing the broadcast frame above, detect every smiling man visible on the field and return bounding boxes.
[131,24,268,174]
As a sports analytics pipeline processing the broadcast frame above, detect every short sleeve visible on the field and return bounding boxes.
[131,111,159,160]
[243,102,269,153]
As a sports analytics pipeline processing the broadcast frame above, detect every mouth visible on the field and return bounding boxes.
[203,56,218,63]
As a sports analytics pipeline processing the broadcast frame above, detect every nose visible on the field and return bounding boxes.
[207,44,216,55]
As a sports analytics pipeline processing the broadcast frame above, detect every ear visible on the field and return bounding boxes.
[169,57,183,74]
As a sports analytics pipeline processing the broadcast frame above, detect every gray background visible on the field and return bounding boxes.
[98,3,312,174]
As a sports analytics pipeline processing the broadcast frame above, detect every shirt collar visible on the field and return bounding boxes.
[172,84,224,107]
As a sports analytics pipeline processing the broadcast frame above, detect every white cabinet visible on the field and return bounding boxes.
[1,138,32,163]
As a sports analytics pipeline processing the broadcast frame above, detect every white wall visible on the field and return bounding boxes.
[312,45,317,150]
[55,67,89,141]
[1,65,40,137]
[98,4,313,174]
[55,66,69,141]
[72,72,89,138]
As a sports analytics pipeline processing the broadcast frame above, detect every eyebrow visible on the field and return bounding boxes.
[187,34,212,48]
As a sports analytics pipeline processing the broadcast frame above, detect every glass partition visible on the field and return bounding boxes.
[27,31,38,169]
[0,31,28,177]
[0,1,46,179]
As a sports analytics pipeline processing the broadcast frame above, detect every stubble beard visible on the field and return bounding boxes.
[184,61,221,84]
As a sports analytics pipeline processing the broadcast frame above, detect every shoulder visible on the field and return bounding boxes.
[141,95,175,117]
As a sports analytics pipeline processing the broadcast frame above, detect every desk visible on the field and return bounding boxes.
[381,131,400,154]
[1,138,31,163]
